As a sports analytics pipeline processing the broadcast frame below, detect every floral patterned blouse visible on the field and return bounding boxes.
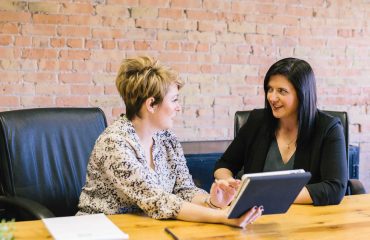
[77,115,207,219]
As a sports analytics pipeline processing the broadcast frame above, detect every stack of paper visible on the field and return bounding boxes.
[42,213,129,240]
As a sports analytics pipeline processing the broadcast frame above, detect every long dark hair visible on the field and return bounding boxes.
[263,58,317,146]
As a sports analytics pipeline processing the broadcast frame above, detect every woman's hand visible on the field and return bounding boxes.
[221,205,264,229]
[209,178,241,208]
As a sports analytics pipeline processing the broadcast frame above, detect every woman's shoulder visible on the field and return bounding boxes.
[316,110,342,129]
[97,115,135,143]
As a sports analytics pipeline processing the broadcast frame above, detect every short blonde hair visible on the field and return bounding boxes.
[116,56,184,120]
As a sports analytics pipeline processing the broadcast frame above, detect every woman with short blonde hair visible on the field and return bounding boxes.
[77,56,263,228]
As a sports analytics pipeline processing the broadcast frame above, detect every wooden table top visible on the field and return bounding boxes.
[11,194,370,239]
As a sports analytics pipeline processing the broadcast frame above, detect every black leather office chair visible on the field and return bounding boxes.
[0,108,107,221]
[234,109,366,195]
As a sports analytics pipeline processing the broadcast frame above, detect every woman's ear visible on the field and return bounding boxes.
[144,97,156,113]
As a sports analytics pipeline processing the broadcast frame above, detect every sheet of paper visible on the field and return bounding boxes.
[42,213,129,240]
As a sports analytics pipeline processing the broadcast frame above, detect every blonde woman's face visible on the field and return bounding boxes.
[267,74,299,121]
[152,83,181,130]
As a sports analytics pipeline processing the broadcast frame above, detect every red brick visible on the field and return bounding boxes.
[89,96,121,107]
[102,17,135,28]
[338,29,355,38]
[186,10,218,20]
[198,21,227,32]
[203,0,231,11]
[158,8,184,19]
[50,38,65,48]
[57,26,90,37]
[22,49,58,59]
[134,41,150,50]
[171,0,202,8]
[107,0,138,5]
[56,96,89,107]
[158,52,189,62]
[0,59,20,70]
[32,37,49,48]
[166,41,180,51]
[0,96,20,107]
[72,61,107,72]
[61,2,94,14]
[117,41,135,50]
[135,19,167,29]
[59,73,91,83]
[168,20,197,31]
[190,54,218,63]
[175,63,201,73]
[66,39,83,48]
[139,0,169,7]
[102,40,116,49]
[0,36,12,46]
[0,1,27,12]
[1,84,34,95]
[60,50,91,60]
[85,39,101,49]
[21,96,54,107]
[15,36,31,47]
[92,28,124,39]
[231,1,256,13]
[157,30,186,41]
[0,23,19,34]
[272,15,300,26]
[68,16,102,26]
[96,5,129,17]
[0,11,31,22]
[71,85,104,95]
[35,84,70,95]
[22,24,55,36]
[24,72,56,83]
[28,2,59,14]
[33,14,67,24]
[201,64,230,74]
[105,85,119,95]
[181,42,196,51]
[220,54,249,64]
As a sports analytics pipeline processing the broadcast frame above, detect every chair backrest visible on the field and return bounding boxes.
[234,110,349,158]
[0,108,107,217]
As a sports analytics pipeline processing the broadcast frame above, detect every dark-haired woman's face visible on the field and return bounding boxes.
[267,75,299,121]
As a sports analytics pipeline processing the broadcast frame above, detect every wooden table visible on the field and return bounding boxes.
[11,194,370,239]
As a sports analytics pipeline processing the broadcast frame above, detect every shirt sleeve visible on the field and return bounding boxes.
[306,122,348,205]
[102,135,185,219]
[170,136,208,200]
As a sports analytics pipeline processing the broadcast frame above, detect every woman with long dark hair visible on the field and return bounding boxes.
[214,58,348,205]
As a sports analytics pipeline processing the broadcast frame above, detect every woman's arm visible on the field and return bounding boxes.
[176,201,263,228]
[305,122,348,205]
[294,187,313,204]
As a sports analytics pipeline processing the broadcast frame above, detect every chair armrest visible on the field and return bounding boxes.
[348,179,366,195]
[0,195,55,221]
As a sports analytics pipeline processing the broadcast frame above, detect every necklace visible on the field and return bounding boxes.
[286,138,296,150]
[276,130,297,150]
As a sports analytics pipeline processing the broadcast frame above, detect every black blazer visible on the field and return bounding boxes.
[215,109,348,206]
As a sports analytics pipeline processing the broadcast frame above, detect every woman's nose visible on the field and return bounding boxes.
[268,91,278,102]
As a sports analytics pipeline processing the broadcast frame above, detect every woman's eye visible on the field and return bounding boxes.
[279,89,287,94]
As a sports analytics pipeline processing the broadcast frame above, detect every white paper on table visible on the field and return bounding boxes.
[42,213,129,240]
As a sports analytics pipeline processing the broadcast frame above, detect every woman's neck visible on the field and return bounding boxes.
[131,117,155,147]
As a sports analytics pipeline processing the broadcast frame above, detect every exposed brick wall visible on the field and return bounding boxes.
[0,0,369,191]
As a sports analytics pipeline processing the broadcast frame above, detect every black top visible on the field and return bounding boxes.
[263,139,295,171]
[215,108,348,206]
